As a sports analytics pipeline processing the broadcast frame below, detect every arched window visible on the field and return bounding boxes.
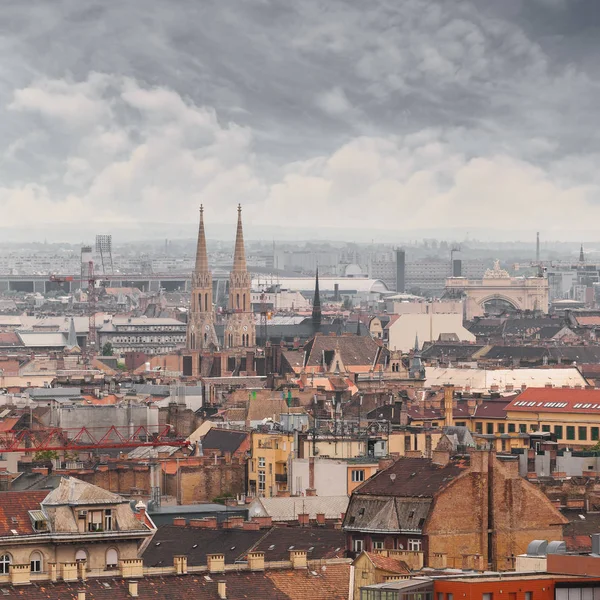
[204,333,208,345]
[236,293,240,309]
[75,549,87,563]
[243,294,246,312]
[205,293,209,312]
[105,548,118,569]
[30,551,42,573]
[0,554,11,574]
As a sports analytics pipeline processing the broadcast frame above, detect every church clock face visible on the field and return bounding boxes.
[243,326,248,331]
[205,325,210,331]
[229,326,233,331]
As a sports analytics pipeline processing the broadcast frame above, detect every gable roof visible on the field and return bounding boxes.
[352,457,467,497]
[202,428,248,454]
[249,496,349,522]
[0,490,48,537]
[42,477,128,506]
[303,335,385,371]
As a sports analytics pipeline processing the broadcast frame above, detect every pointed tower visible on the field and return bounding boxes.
[65,318,80,353]
[580,244,585,263]
[187,205,219,350]
[224,205,255,348]
[312,267,322,330]
[409,333,425,379]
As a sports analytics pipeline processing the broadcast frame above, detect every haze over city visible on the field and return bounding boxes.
[2,0,600,241]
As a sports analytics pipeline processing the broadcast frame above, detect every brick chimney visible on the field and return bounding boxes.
[207,554,225,573]
[218,581,227,599]
[298,513,310,527]
[173,517,186,526]
[316,513,326,525]
[305,488,317,497]
[443,385,454,428]
[174,555,188,575]
[290,550,308,569]
[247,552,265,572]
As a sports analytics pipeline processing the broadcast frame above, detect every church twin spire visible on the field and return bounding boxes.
[187,205,255,351]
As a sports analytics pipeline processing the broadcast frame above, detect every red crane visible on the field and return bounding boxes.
[0,425,190,453]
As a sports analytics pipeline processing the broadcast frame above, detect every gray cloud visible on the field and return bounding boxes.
[0,0,599,240]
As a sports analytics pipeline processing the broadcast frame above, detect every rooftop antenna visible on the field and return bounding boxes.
[536,232,540,263]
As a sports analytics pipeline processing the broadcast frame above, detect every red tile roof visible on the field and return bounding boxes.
[366,552,411,574]
[0,490,48,536]
[0,417,20,432]
[507,387,600,415]
[473,398,513,419]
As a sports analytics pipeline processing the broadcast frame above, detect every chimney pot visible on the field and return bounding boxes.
[218,581,227,599]
[78,591,86,600]
[128,581,139,598]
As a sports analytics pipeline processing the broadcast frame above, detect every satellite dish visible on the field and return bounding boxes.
[390,474,397,481]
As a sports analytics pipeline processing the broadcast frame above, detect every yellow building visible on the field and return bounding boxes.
[249,431,294,497]
[504,387,600,448]
[351,551,411,600]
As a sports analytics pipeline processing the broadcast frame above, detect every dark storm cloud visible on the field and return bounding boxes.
[0,0,599,240]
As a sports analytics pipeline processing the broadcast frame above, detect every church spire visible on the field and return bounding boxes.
[194,205,209,274]
[312,267,322,328]
[224,205,255,348]
[232,204,247,273]
[580,244,585,263]
[187,205,219,351]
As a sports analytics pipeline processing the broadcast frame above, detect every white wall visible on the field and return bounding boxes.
[289,458,348,496]
[388,312,475,352]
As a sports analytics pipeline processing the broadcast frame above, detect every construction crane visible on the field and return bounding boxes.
[0,425,190,453]
[48,274,74,292]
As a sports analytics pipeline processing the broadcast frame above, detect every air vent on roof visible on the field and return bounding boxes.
[10,530,18,536]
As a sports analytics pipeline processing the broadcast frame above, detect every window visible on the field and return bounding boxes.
[483,594,493,600]
[88,510,103,532]
[567,426,575,441]
[258,471,266,493]
[497,424,505,434]
[75,549,87,562]
[408,538,422,551]
[525,593,532,600]
[104,509,113,532]
[579,427,588,441]
[455,422,466,427]
[519,424,527,433]
[542,425,551,433]
[447,594,453,600]
[353,539,364,553]
[30,551,42,573]
[373,540,384,550]
[555,425,563,439]
[352,470,365,482]
[486,423,494,435]
[475,422,483,434]
[258,457,266,468]
[592,428,599,441]
[105,548,118,569]
[508,423,516,433]
[0,554,11,574]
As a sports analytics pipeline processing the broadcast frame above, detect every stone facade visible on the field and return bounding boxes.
[186,206,219,351]
[224,206,256,349]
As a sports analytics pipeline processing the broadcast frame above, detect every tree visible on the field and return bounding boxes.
[33,450,59,462]
[102,342,114,356]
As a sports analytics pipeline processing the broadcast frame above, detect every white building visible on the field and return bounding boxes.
[387,312,475,352]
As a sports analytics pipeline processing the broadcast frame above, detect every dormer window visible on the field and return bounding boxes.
[29,510,49,532]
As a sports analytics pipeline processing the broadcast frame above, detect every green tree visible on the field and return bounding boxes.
[102,342,114,356]
[33,450,59,462]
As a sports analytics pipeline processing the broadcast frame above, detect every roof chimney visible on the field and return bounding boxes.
[218,581,227,599]
[128,581,139,598]
[77,591,86,600]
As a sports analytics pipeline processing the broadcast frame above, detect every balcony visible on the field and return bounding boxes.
[275,474,287,483]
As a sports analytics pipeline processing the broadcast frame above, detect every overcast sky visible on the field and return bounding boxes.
[2,0,600,242]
